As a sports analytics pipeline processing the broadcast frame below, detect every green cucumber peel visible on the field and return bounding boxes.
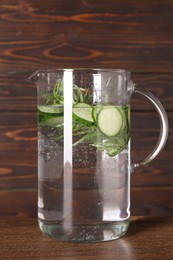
[73,103,94,124]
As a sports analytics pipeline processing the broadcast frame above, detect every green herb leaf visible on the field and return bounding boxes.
[39,79,130,157]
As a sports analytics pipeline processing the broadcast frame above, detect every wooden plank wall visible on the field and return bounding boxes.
[0,0,172,217]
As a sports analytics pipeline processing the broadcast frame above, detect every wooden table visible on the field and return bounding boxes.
[1,216,173,259]
[0,0,173,259]
[0,188,173,259]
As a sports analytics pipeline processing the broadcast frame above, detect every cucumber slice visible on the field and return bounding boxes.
[73,103,94,123]
[38,105,63,114]
[44,116,64,128]
[92,105,102,122]
[118,106,127,130]
[97,106,123,137]
[39,110,64,127]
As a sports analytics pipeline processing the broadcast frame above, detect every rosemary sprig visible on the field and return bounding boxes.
[40,79,129,157]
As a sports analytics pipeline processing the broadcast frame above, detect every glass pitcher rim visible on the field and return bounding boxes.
[28,68,131,81]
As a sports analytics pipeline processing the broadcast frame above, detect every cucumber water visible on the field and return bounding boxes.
[38,79,130,242]
[38,103,130,156]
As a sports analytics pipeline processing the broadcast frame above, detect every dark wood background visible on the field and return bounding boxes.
[0,0,173,248]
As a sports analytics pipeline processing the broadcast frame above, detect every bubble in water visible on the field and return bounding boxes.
[45,151,52,161]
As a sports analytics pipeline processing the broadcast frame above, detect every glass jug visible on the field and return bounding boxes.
[29,69,168,242]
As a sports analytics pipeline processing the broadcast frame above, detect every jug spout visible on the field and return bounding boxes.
[28,70,41,82]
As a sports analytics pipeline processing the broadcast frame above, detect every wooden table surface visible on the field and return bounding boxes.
[0,0,173,259]
[0,214,172,260]
[0,186,173,259]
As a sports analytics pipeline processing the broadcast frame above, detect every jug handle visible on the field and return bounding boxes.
[131,87,169,171]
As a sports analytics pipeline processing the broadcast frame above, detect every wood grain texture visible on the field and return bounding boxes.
[0,72,173,111]
[0,215,172,259]
[0,72,36,111]
[0,1,173,72]
[0,112,172,189]
[0,189,173,259]
[1,0,173,15]
[0,111,171,147]
[1,33,173,72]
[0,1,172,257]
[0,188,173,219]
